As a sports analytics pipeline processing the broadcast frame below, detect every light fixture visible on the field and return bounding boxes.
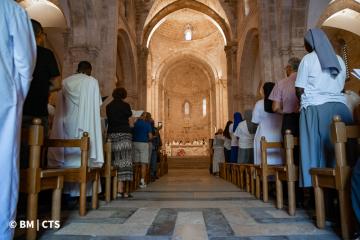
[184,24,193,41]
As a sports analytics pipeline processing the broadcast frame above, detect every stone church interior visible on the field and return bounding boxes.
[6,0,360,239]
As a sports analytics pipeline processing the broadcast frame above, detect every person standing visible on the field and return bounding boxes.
[252,82,283,165]
[229,112,242,163]
[22,19,61,137]
[48,61,104,196]
[234,110,255,164]
[223,120,233,162]
[150,120,162,182]
[106,87,133,198]
[295,28,352,188]
[269,57,301,137]
[212,129,225,175]
[0,0,36,238]
[133,112,153,188]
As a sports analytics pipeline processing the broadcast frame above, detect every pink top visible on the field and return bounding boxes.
[269,72,299,113]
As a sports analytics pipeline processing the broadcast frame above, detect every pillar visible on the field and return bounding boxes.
[225,42,238,116]
[137,45,149,110]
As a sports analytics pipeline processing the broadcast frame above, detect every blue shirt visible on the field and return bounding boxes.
[133,119,152,142]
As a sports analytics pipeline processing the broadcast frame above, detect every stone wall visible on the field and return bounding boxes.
[60,0,119,97]
[163,62,211,142]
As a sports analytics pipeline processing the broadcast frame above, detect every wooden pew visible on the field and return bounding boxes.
[242,164,256,194]
[225,163,233,182]
[20,118,64,240]
[44,132,101,216]
[310,116,357,239]
[101,139,117,202]
[273,130,299,216]
[129,163,142,192]
[219,162,226,179]
[254,137,283,202]
[231,163,239,186]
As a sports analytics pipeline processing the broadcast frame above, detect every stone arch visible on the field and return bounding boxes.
[155,52,219,87]
[316,0,360,28]
[148,53,227,138]
[310,0,360,93]
[117,29,137,106]
[237,28,260,111]
[19,0,67,73]
[159,58,214,142]
[142,0,232,47]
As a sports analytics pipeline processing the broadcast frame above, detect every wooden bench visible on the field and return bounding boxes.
[45,131,101,216]
[101,139,117,202]
[219,162,226,179]
[310,116,357,239]
[20,119,64,240]
[255,137,283,202]
[243,163,256,194]
[273,130,299,216]
[129,163,142,192]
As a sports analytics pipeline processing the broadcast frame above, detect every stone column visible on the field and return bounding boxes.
[137,45,149,110]
[219,78,228,128]
[224,42,238,116]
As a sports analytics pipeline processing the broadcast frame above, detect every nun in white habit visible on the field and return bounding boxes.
[295,28,352,187]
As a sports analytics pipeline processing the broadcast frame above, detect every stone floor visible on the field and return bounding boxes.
[27,169,341,239]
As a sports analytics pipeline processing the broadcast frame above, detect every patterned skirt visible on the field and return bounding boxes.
[107,132,133,181]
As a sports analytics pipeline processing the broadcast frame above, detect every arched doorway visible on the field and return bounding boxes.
[116,30,138,108]
[19,0,67,72]
[161,60,213,157]
[237,28,261,111]
[145,7,228,150]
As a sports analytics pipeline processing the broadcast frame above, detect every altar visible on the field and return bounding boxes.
[166,144,209,157]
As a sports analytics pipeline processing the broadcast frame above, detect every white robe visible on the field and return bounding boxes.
[252,100,283,165]
[212,135,225,173]
[48,73,104,196]
[0,1,36,238]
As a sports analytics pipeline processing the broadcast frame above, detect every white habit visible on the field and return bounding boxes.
[0,1,36,238]
[212,134,225,173]
[252,99,283,165]
[48,73,104,196]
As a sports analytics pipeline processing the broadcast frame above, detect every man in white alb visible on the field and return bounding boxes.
[48,61,104,196]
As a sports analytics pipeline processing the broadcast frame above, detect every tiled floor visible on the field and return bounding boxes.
[27,169,341,239]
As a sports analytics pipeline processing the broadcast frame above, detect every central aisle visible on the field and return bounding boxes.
[41,169,339,240]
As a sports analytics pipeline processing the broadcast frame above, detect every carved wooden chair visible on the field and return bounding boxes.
[20,118,64,240]
[310,116,357,239]
[101,139,117,202]
[254,137,283,202]
[273,130,299,216]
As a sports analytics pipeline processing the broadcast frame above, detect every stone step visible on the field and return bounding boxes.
[168,156,210,169]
